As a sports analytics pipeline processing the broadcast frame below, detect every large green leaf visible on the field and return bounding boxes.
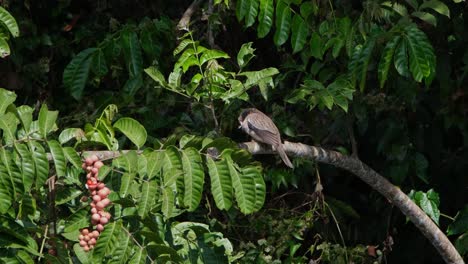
[199,49,230,66]
[0,112,18,145]
[236,0,249,22]
[38,104,58,138]
[145,150,163,179]
[58,128,85,144]
[63,48,95,100]
[29,141,49,188]
[128,246,147,264]
[0,88,16,114]
[310,32,324,60]
[273,1,291,46]
[15,105,33,134]
[0,163,13,213]
[245,0,259,27]
[420,0,450,17]
[137,177,159,218]
[92,221,122,263]
[107,228,133,264]
[91,49,109,77]
[290,14,308,53]
[447,205,468,236]
[0,7,19,37]
[207,157,232,210]
[225,156,255,214]
[121,30,143,78]
[378,36,401,88]
[144,66,168,88]
[47,140,67,177]
[257,0,274,38]
[161,186,175,218]
[404,24,434,82]
[14,144,34,192]
[181,148,204,211]
[394,38,410,78]
[0,148,20,201]
[114,117,147,149]
[63,147,82,169]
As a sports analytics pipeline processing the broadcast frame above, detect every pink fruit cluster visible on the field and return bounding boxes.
[79,154,111,252]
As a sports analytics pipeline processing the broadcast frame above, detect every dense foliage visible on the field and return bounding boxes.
[0,0,467,263]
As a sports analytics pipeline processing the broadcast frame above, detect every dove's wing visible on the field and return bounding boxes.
[246,112,281,146]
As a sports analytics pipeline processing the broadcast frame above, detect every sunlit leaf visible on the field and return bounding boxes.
[114,117,147,149]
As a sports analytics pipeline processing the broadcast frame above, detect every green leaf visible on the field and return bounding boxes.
[237,42,256,69]
[378,36,401,88]
[0,165,13,213]
[47,140,67,177]
[290,14,309,53]
[173,39,194,56]
[119,172,137,198]
[29,141,49,188]
[405,24,434,82]
[38,104,58,138]
[199,49,230,66]
[161,186,175,218]
[14,144,35,192]
[137,178,159,218]
[128,247,147,264]
[412,11,437,26]
[121,30,143,78]
[145,150,163,179]
[0,112,18,145]
[63,147,82,169]
[92,221,122,263]
[236,0,249,22]
[63,48,95,100]
[310,32,324,60]
[114,117,147,149]
[59,128,85,144]
[0,37,10,58]
[420,0,450,17]
[225,156,255,214]
[207,157,233,210]
[447,205,468,235]
[238,67,279,88]
[245,0,259,27]
[273,1,291,46]
[394,38,410,78]
[91,49,109,77]
[181,148,204,211]
[455,233,468,256]
[257,0,274,38]
[56,188,82,205]
[144,66,168,87]
[0,7,19,37]
[15,105,33,133]
[410,189,440,225]
[0,88,16,114]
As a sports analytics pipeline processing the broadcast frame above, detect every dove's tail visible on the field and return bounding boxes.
[277,144,294,168]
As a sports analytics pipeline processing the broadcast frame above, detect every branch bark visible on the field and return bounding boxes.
[239,141,464,264]
[177,0,202,31]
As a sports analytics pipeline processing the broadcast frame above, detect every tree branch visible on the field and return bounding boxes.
[177,0,202,31]
[239,141,464,264]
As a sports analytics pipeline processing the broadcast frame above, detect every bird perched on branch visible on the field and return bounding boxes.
[238,108,294,168]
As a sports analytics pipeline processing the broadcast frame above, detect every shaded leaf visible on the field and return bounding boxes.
[63,48,95,100]
[257,0,274,38]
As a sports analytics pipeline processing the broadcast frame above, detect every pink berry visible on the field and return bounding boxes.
[83,245,90,252]
[96,201,104,210]
[91,155,99,162]
[91,208,97,214]
[101,198,110,207]
[92,195,101,202]
[92,230,100,237]
[97,183,105,190]
[91,167,98,174]
[94,161,104,169]
[84,235,90,241]
[82,163,87,169]
[92,213,100,221]
[85,157,93,166]
[79,234,84,240]
[79,240,87,247]
[81,228,89,235]
[96,224,104,232]
[100,216,109,224]
[86,166,93,171]
[89,238,96,245]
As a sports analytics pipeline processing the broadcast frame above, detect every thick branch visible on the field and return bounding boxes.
[239,141,464,264]
[177,0,202,30]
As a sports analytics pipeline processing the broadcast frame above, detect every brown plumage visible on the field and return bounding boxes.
[238,108,294,168]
